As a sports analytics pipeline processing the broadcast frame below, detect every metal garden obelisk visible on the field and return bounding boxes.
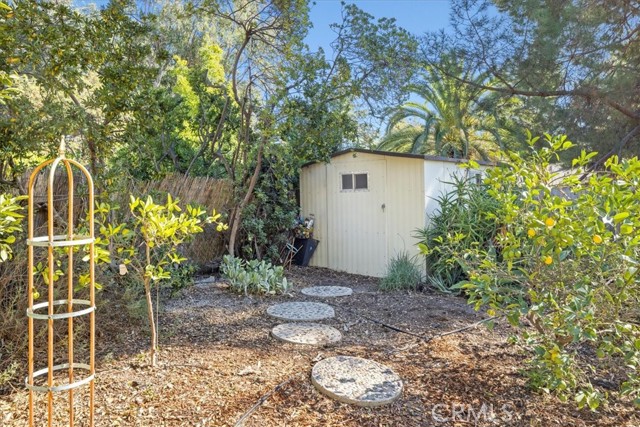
[26,137,96,426]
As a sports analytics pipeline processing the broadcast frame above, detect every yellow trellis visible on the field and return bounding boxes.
[26,138,96,427]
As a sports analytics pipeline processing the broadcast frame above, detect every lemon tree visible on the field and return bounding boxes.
[95,194,227,367]
[457,134,640,410]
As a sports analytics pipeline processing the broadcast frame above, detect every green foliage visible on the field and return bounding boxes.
[416,174,501,292]
[379,57,505,160]
[98,194,227,366]
[1,0,422,258]
[428,1,640,158]
[0,1,17,109]
[167,261,198,296]
[328,4,419,112]
[221,255,289,296]
[454,134,640,409]
[126,194,226,276]
[380,251,423,291]
[239,148,298,262]
[0,194,25,262]
[0,361,18,389]
[0,69,17,105]
[1,0,156,178]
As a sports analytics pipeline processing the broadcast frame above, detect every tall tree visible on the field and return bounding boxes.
[185,0,310,256]
[0,0,156,183]
[0,1,15,105]
[379,59,513,160]
[422,0,640,164]
[174,0,418,255]
[2,0,419,257]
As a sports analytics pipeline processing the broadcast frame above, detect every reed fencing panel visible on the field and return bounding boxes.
[135,175,234,266]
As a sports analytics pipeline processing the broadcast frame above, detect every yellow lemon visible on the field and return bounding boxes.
[544,256,553,265]
[527,229,536,238]
[545,217,556,227]
[593,235,603,244]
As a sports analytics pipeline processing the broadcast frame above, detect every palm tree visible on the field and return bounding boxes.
[378,60,499,160]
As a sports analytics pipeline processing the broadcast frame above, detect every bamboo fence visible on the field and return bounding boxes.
[136,174,234,266]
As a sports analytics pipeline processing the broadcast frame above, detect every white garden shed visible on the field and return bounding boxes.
[299,148,492,277]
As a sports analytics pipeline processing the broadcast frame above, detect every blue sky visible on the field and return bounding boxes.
[307,0,451,51]
[73,1,452,52]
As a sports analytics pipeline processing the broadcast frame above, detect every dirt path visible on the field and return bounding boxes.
[1,266,637,426]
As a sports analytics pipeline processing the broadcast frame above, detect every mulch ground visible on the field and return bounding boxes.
[1,266,638,426]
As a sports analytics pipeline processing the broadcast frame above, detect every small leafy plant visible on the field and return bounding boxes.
[0,194,26,262]
[221,255,290,295]
[380,251,423,291]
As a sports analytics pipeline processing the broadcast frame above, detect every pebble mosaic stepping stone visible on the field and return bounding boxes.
[301,286,353,297]
[266,302,335,321]
[311,356,403,407]
[271,323,342,345]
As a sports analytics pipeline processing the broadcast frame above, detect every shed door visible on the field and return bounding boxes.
[328,159,387,276]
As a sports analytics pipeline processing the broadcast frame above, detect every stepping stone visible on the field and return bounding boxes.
[301,286,353,297]
[311,356,403,407]
[271,323,342,345]
[266,302,335,321]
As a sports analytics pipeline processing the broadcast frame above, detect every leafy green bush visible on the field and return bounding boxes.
[451,134,640,410]
[239,150,298,263]
[167,261,198,295]
[0,194,26,262]
[380,251,423,291]
[415,175,501,292]
[221,255,290,295]
[0,194,27,389]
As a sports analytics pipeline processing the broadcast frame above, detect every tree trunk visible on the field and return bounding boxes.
[143,244,157,367]
[227,142,264,256]
[86,137,99,177]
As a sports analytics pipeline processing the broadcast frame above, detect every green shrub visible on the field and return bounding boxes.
[221,255,290,295]
[0,194,26,262]
[380,251,423,291]
[239,150,298,263]
[450,134,640,410]
[426,274,455,295]
[415,175,501,293]
[167,261,198,295]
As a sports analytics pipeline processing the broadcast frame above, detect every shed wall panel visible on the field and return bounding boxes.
[383,156,426,270]
[423,160,490,225]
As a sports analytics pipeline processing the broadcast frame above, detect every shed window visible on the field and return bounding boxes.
[341,174,353,190]
[354,173,368,190]
[341,172,368,191]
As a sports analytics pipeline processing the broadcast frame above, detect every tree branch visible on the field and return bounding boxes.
[428,62,640,121]
[582,124,640,177]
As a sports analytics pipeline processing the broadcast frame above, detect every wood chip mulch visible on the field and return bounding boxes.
[1,266,638,426]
